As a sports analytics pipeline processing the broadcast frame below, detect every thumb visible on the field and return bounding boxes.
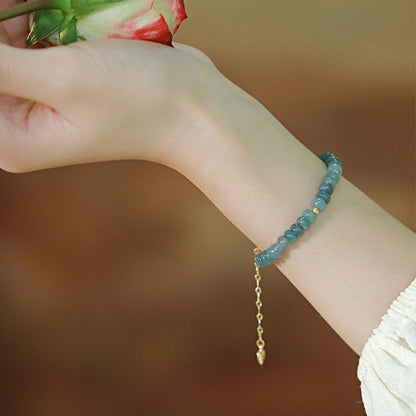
[0,23,12,45]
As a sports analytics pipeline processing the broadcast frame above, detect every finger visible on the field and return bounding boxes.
[2,16,29,48]
[0,0,29,47]
[0,22,11,45]
[0,43,72,104]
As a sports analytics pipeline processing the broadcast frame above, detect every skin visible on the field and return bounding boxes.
[0,7,415,356]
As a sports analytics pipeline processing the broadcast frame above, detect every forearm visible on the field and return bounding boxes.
[169,70,416,356]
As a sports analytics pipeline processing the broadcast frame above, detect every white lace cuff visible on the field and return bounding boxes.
[357,276,416,416]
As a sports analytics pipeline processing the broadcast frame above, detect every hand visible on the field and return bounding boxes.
[0,23,218,173]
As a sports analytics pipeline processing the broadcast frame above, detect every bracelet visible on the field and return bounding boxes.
[252,152,343,365]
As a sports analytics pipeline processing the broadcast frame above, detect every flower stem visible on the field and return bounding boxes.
[0,0,68,22]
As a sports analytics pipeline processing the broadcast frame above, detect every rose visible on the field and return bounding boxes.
[1,0,187,46]
[0,0,187,46]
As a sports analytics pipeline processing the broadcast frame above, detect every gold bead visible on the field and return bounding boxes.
[256,348,266,366]
[312,207,320,214]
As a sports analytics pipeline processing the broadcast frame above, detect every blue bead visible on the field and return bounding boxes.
[328,162,343,174]
[312,197,327,211]
[326,174,340,185]
[318,153,341,167]
[328,170,341,181]
[302,209,317,223]
[316,191,331,203]
[326,170,340,179]
[254,252,269,267]
[327,158,340,167]
[276,235,290,250]
[322,176,337,187]
[284,230,297,242]
[319,183,334,194]
[297,216,311,230]
[318,152,335,162]
[269,243,283,258]
[290,223,304,237]
[255,247,281,267]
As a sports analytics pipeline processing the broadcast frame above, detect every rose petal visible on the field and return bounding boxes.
[108,12,172,45]
[76,0,154,41]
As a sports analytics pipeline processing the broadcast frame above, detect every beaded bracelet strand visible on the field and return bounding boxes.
[253,152,343,365]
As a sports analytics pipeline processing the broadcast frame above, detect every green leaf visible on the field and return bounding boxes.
[71,0,123,18]
[26,9,65,46]
[60,16,78,44]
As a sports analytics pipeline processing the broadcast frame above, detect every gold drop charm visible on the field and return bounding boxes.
[254,248,266,365]
[256,344,266,365]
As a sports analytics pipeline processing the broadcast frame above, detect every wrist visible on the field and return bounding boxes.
[164,68,345,292]
[166,66,327,222]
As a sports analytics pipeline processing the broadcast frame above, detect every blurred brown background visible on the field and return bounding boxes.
[0,1,414,415]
